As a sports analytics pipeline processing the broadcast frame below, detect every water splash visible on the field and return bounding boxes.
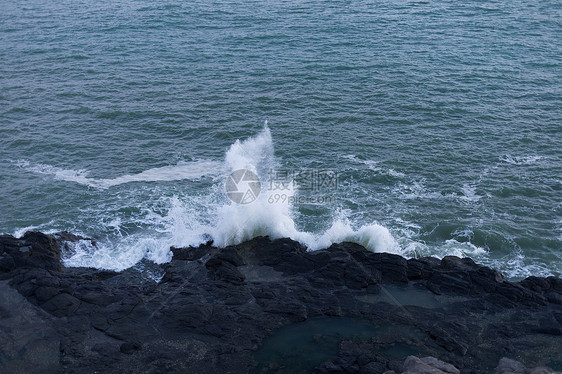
[58,124,401,270]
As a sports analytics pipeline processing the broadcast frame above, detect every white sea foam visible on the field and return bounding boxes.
[14,159,224,189]
[12,225,42,238]
[387,169,405,178]
[11,222,58,238]
[442,239,488,257]
[391,181,482,203]
[62,236,172,271]
[487,249,557,280]
[499,154,544,165]
[61,196,213,271]
[58,125,402,270]
[344,155,405,177]
[459,184,482,202]
[392,181,445,200]
[37,126,556,278]
[403,237,556,279]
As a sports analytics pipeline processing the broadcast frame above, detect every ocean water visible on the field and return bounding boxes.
[1,0,560,279]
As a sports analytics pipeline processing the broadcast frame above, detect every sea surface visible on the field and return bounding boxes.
[1,0,560,279]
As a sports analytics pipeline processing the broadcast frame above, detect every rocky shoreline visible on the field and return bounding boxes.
[1,232,561,373]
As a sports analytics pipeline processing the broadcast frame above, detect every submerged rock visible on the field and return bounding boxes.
[402,355,460,374]
[493,357,561,374]
[0,233,561,373]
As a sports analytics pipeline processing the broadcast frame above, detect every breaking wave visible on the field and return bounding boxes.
[10,125,558,279]
[56,124,400,271]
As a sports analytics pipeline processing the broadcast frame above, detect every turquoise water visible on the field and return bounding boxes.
[254,317,381,372]
[1,0,560,278]
[253,317,428,373]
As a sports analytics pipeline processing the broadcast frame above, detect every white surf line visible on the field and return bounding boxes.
[13,159,225,189]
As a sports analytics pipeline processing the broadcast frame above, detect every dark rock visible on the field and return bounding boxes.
[533,317,562,335]
[34,286,60,302]
[521,276,551,292]
[0,233,560,374]
[315,361,343,373]
[54,231,97,248]
[441,256,477,271]
[360,361,388,374]
[163,302,214,330]
[205,256,246,284]
[426,326,469,356]
[406,259,425,280]
[0,253,15,272]
[494,357,527,374]
[367,252,409,284]
[41,293,80,317]
[428,271,473,295]
[0,232,62,271]
[120,342,142,354]
[419,356,460,373]
[548,276,562,292]
[171,242,215,261]
[402,355,460,373]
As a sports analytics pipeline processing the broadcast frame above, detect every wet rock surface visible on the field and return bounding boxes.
[1,232,561,373]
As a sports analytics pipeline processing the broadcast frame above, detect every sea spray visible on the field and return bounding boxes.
[20,125,552,279]
[60,125,401,270]
[209,123,300,247]
[200,124,401,253]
